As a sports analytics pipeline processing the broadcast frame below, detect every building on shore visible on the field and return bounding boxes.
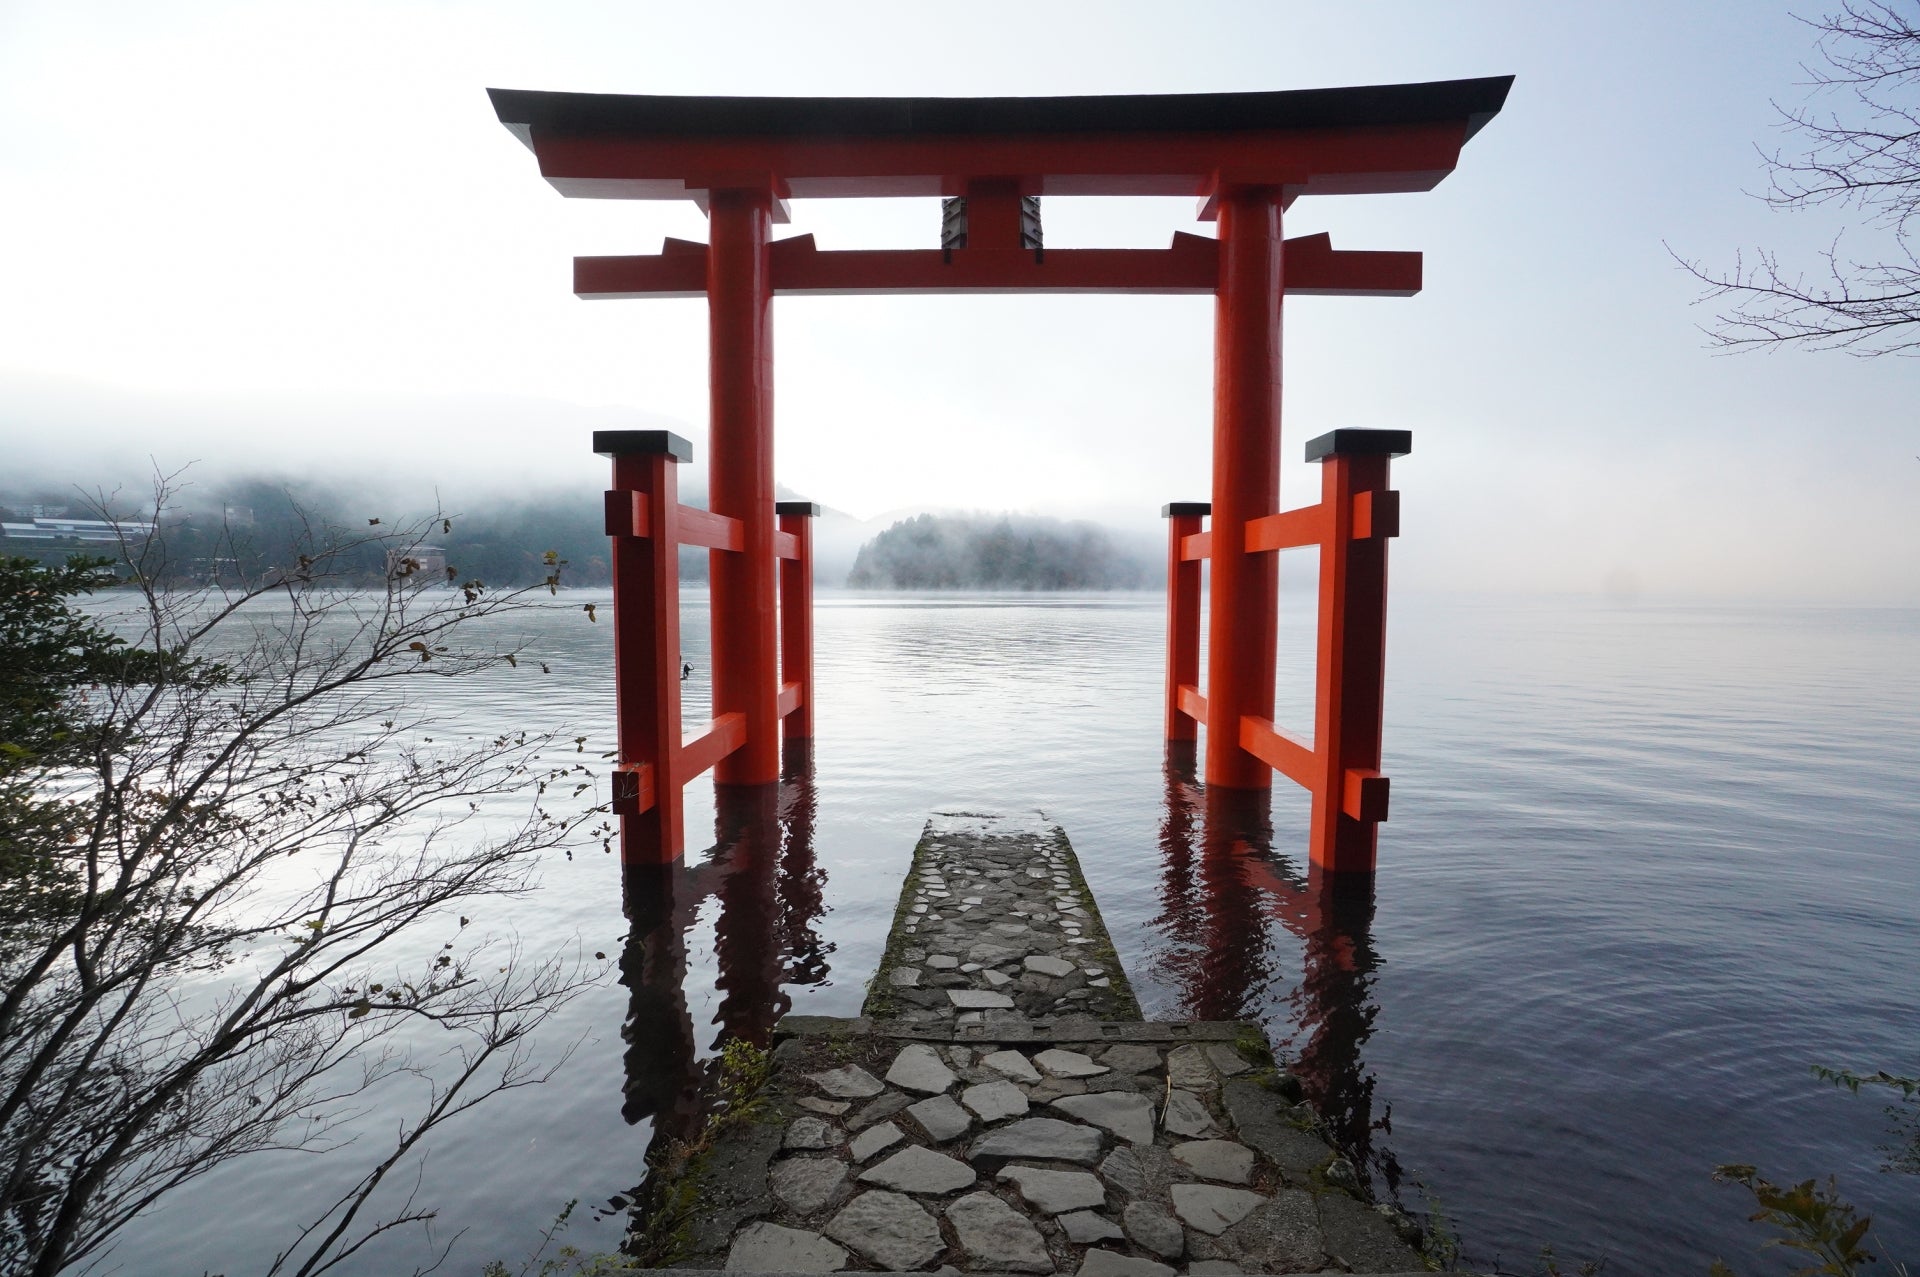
[385,544,448,582]
[0,516,155,545]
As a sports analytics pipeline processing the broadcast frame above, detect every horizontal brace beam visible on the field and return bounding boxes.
[679,712,746,781]
[677,505,744,552]
[1343,768,1391,822]
[1239,715,1318,791]
[778,680,802,718]
[576,231,1419,299]
[774,530,800,560]
[603,490,651,538]
[1177,683,1207,726]
[1282,233,1422,297]
[1180,530,1212,561]
[1245,504,1329,553]
[610,761,656,816]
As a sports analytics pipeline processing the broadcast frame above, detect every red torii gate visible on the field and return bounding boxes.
[489,78,1511,873]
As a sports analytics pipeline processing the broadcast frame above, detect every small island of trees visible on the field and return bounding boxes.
[846,513,1149,590]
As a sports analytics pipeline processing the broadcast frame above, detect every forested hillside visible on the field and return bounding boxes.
[846,513,1148,590]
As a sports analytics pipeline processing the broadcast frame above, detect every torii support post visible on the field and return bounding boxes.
[776,501,818,741]
[1307,429,1408,875]
[598,429,693,866]
[1205,187,1286,791]
[1162,502,1209,741]
[708,186,781,787]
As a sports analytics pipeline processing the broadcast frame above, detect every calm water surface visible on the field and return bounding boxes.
[117,590,1918,1276]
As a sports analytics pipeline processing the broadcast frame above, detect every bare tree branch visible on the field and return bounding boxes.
[0,476,612,1276]
[1678,1,1920,353]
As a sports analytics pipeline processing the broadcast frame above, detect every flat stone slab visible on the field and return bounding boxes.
[768,1158,851,1215]
[1024,954,1077,978]
[981,1050,1042,1082]
[785,1116,837,1150]
[857,1144,977,1194]
[949,989,1017,1010]
[1162,1090,1218,1138]
[808,1065,885,1099]
[1059,1210,1124,1244]
[1171,1139,1256,1185]
[998,1165,1106,1214]
[1034,1049,1108,1079]
[960,1080,1029,1124]
[796,1096,850,1116]
[907,1093,974,1142]
[886,1043,959,1094]
[1076,1250,1176,1277]
[849,1122,903,1163]
[1051,1092,1156,1146]
[1204,1044,1252,1076]
[824,1190,945,1270]
[946,1191,1053,1273]
[725,1221,848,1272]
[1122,1202,1185,1259]
[1165,1045,1217,1092]
[1170,1184,1266,1235]
[970,1117,1105,1165]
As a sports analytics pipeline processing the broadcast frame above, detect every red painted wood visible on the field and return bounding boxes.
[1203,187,1285,790]
[1164,509,1205,741]
[573,232,1419,299]
[1309,451,1397,873]
[680,711,747,780]
[1341,768,1390,823]
[676,504,745,552]
[602,489,650,537]
[610,761,655,815]
[1244,503,1329,553]
[778,507,815,740]
[1238,716,1317,790]
[607,451,684,863]
[527,122,1472,203]
[706,188,780,786]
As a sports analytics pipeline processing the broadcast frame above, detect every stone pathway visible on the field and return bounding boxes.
[865,812,1142,1026]
[631,812,1448,1275]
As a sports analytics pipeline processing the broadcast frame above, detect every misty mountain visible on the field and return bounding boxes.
[0,477,862,589]
[846,513,1150,590]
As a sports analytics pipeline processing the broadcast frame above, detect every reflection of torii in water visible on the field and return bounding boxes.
[1149,741,1402,1201]
[617,742,832,1182]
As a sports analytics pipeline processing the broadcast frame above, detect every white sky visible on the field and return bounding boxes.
[1,0,1915,602]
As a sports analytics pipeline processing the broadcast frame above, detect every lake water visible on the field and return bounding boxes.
[113,588,1918,1276]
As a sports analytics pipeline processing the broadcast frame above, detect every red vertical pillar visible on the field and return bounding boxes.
[777,500,817,740]
[1204,186,1285,789]
[1162,502,1209,741]
[1305,428,1409,874]
[707,187,780,785]
[595,429,693,865]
